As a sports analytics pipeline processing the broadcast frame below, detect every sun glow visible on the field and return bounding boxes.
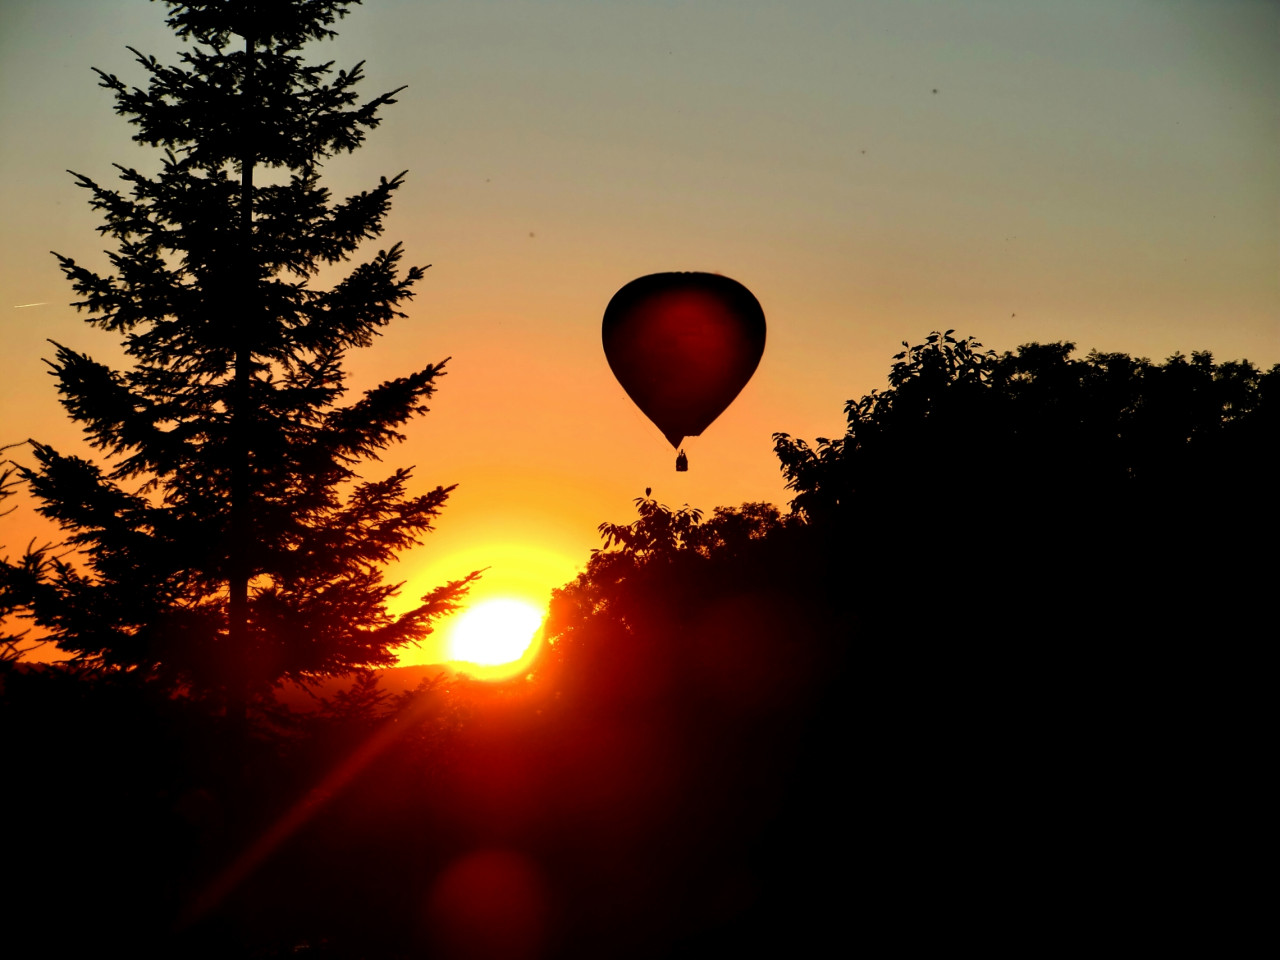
[447,598,545,681]
[392,539,580,669]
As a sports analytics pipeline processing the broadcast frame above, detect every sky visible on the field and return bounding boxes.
[1,0,1276,666]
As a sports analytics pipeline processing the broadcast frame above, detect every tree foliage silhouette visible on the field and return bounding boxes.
[13,0,468,708]
[774,331,1277,530]
[771,332,1277,646]
[0,455,41,663]
[543,495,805,704]
[529,334,1275,956]
[544,330,1277,742]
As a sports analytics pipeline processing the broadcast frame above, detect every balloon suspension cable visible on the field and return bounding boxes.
[675,449,688,472]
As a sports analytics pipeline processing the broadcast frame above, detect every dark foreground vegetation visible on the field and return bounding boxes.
[3,334,1273,957]
[2,1,1272,954]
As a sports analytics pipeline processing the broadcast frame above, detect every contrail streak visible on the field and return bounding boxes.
[12,302,48,308]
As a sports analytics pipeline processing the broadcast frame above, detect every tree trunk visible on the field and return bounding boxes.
[226,31,256,732]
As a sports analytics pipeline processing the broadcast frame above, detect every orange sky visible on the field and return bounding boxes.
[2,0,1276,666]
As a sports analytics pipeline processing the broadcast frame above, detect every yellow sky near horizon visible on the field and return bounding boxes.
[2,0,1276,667]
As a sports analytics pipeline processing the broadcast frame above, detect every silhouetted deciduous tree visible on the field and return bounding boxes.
[534,333,1275,956]
[774,331,1277,531]
[774,332,1276,637]
[12,1,470,713]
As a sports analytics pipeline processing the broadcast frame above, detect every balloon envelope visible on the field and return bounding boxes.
[602,272,766,448]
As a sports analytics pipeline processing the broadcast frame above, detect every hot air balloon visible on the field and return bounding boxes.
[602,272,766,470]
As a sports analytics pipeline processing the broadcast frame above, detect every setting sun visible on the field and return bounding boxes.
[447,598,545,680]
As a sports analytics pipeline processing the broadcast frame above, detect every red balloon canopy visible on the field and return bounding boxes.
[602,272,766,449]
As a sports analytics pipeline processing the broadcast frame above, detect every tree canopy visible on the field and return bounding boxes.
[769,332,1276,637]
[7,0,469,706]
[528,332,1274,955]
[775,331,1276,523]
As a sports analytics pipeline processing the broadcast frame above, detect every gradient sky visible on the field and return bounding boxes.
[2,0,1276,665]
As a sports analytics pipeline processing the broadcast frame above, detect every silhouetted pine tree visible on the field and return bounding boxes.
[0,455,35,663]
[16,1,468,712]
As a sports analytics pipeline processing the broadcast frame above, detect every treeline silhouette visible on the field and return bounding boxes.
[538,333,1275,954]
[2,334,1272,957]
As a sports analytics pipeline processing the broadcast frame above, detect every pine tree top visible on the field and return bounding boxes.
[98,3,401,176]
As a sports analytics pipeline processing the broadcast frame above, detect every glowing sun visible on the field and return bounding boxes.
[448,598,545,679]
